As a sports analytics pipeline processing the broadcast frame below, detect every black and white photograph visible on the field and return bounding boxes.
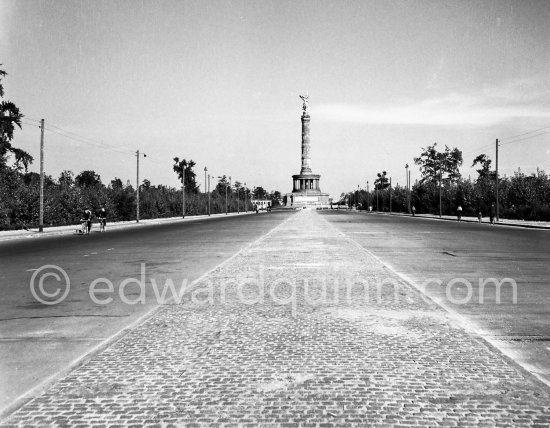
[1,0,549,426]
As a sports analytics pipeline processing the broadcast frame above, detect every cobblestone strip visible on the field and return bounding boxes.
[2,210,550,427]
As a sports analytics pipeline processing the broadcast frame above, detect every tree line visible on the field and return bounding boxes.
[0,167,281,230]
[343,143,550,221]
[0,66,280,230]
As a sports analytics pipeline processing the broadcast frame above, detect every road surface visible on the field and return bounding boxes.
[321,210,550,385]
[0,211,295,414]
[2,209,550,419]
[2,209,549,426]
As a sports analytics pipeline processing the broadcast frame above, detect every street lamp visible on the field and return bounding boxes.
[376,182,379,212]
[237,181,240,213]
[136,150,147,223]
[225,176,228,215]
[204,166,208,215]
[405,163,410,214]
[182,161,186,219]
[366,180,370,210]
[438,154,443,218]
[208,173,211,216]
[244,182,247,213]
[389,177,392,214]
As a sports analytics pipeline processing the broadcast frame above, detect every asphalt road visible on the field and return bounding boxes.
[2,209,550,416]
[321,210,550,385]
[0,211,295,414]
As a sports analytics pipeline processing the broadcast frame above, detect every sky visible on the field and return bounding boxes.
[1,0,550,198]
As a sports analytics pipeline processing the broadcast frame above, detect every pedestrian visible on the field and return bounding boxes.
[477,210,482,223]
[83,209,92,234]
[255,204,259,214]
[412,206,416,216]
[489,203,495,224]
[457,205,462,222]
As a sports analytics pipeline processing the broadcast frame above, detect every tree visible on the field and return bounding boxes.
[374,171,390,190]
[472,154,493,180]
[75,170,102,187]
[173,157,199,193]
[110,177,124,190]
[414,142,463,183]
[214,175,229,195]
[58,170,75,187]
[0,66,33,172]
[253,186,267,199]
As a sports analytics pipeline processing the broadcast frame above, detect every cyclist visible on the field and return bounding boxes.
[81,209,92,234]
[98,207,107,232]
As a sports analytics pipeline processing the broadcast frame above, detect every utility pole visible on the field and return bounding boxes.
[208,173,211,216]
[439,155,443,218]
[181,162,186,219]
[366,180,370,210]
[408,169,411,214]
[204,167,208,215]
[225,177,228,215]
[389,177,392,214]
[244,182,247,212]
[39,119,45,232]
[237,182,240,213]
[136,150,146,222]
[496,138,499,222]
[405,163,410,214]
[229,176,232,213]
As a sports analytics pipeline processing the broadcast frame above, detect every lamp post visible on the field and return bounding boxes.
[237,181,240,213]
[225,177,228,215]
[376,182,379,212]
[439,155,443,218]
[208,173,211,216]
[39,119,44,232]
[405,163,410,214]
[204,167,208,215]
[136,150,147,222]
[389,177,392,214]
[182,161,186,219]
[366,180,370,210]
[244,182,247,213]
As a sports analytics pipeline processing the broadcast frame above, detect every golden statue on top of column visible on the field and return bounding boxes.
[299,93,309,115]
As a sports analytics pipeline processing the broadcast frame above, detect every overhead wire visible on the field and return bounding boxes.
[37,121,136,156]
[460,124,550,159]
[15,117,195,186]
[500,125,550,142]
[500,131,549,146]
[21,118,168,171]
